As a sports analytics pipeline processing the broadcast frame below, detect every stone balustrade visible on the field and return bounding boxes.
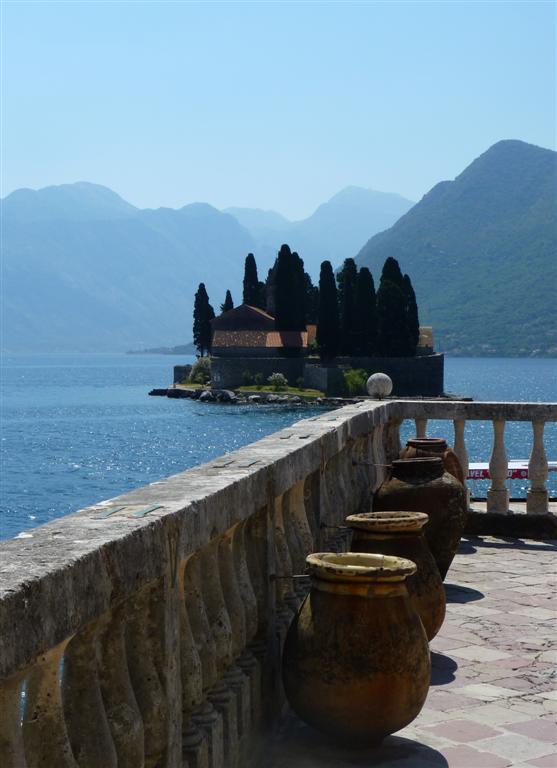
[0,399,555,768]
[391,400,556,514]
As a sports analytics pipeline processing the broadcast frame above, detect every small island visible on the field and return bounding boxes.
[176,245,443,398]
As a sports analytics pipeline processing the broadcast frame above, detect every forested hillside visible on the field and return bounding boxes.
[356,141,557,356]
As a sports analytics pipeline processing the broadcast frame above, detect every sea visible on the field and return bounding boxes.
[1,354,555,541]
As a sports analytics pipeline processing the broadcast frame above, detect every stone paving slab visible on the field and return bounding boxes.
[267,536,557,768]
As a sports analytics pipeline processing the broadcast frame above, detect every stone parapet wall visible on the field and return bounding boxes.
[0,398,555,767]
[305,354,444,396]
[211,356,305,388]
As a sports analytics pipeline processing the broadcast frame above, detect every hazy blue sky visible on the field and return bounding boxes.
[2,1,555,219]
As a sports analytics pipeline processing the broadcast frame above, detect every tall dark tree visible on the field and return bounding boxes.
[220,289,234,314]
[272,244,306,330]
[192,282,215,357]
[337,258,359,355]
[316,261,340,360]
[354,267,377,355]
[304,271,319,325]
[381,256,404,288]
[376,260,410,357]
[243,253,264,308]
[402,274,420,355]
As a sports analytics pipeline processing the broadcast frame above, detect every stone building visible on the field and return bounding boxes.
[210,304,314,387]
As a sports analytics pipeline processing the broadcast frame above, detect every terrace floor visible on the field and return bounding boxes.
[268,536,557,768]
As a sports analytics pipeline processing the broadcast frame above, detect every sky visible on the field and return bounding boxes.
[1,1,555,220]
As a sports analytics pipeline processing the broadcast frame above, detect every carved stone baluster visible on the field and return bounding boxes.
[371,424,387,492]
[0,671,27,768]
[62,619,118,768]
[98,605,144,768]
[233,522,258,646]
[218,530,252,745]
[177,557,208,768]
[273,495,297,621]
[385,418,402,463]
[282,489,306,602]
[233,521,261,733]
[487,420,509,513]
[186,553,223,768]
[125,583,168,768]
[303,470,321,546]
[453,418,470,506]
[201,539,238,766]
[415,418,428,438]
[23,641,77,768]
[527,421,549,514]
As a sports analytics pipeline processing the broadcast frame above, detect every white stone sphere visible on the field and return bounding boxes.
[366,373,393,399]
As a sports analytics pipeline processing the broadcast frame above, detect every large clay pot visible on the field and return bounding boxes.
[346,511,446,640]
[282,552,430,745]
[400,437,465,485]
[373,458,468,580]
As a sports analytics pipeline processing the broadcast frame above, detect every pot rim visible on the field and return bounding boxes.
[346,511,429,533]
[306,552,417,582]
[406,438,447,450]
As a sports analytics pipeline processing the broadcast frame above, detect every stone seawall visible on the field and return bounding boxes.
[304,354,444,396]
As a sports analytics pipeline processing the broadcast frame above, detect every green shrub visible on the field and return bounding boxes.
[189,356,211,384]
[343,368,368,396]
[254,372,264,389]
[242,370,254,385]
[268,372,288,391]
[296,377,305,390]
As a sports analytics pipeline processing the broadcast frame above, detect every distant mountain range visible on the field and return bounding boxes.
[2,140,555,355]
[2,185,255,352]
[1,183,412,352]
[356,140,557,357]
[225,186,414,277]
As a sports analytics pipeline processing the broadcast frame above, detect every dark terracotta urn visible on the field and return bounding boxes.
[346,511,446,640]
[400,437,465,485]
[373,458,468,580]
[282,552,430,745]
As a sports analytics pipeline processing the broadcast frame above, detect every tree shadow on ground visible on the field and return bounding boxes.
[467,536,557,552]
[430,651,458,686]
[268,716,449,767]
[444,583,485,603]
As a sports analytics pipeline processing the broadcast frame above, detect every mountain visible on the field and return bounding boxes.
[2,182,413,353]
[356,140,557,357]
[225,187,415,277]
[224,207,291,235]
[2,181,139,222]
[2,185,256,352]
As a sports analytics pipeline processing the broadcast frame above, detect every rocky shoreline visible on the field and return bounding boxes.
[149,386,351,407]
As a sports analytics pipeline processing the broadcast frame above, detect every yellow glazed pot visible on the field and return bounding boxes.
[346,511,446,640]
[282,552,431,745]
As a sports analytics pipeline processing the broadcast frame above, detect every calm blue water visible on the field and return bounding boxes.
[1,354,555,540]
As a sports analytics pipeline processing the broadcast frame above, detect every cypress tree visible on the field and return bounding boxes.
[381,256,404,288]
[291,251,307,330]
[243,253,263,308]
[220,289,234,314]
[354,267,377,356]
[337,258,359,355]
[402,274,420,355]
[376,260,409,356]
[316,261,340,360]
[272,244,306,330]
[304,271,319,325]
[192,283,215,357]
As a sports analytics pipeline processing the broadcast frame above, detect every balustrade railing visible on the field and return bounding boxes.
[0,398,555,767]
